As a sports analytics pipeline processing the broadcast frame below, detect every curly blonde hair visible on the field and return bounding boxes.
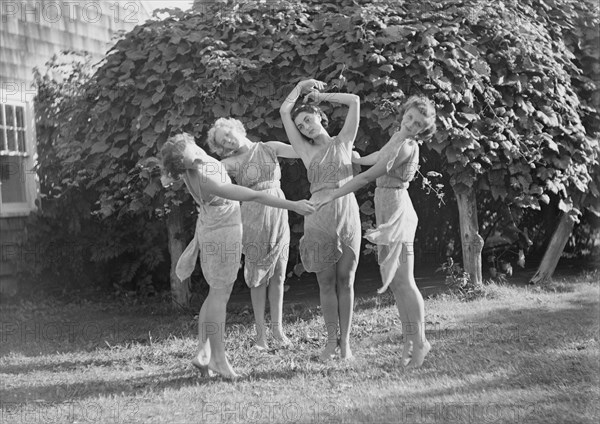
[399,96,437,140]
[206,117,247,155]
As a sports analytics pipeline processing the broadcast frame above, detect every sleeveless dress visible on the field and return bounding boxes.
[365,137,419,294]
[176,152,243,288]
[300,137,361,273]
[233,142,290,288]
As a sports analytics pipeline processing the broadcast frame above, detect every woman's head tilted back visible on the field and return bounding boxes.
[206,117,247,157]
[160,133,196,179]
[399,96,437,140]
[291,104,329,140]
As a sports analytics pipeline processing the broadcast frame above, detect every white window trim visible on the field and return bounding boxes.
[0,88,39,217]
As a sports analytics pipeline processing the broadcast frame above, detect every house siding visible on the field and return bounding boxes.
[0,0,151,294]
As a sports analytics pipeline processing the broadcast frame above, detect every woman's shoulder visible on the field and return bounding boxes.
[256,141,275,154]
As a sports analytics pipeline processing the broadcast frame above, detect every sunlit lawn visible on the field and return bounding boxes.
[1,270,598,424]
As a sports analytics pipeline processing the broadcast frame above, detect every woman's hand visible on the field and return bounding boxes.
[297,79,326,94]
[304,89,326,104]
[314,193,335,211]
[293,199,315,216]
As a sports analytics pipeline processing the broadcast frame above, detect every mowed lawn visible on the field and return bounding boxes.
[1,271,598,424]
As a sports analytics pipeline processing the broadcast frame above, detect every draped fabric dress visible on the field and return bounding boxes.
[234,142,290,288]
[300,137,361,273]
[365,137,420,294]
[176,152,242,288]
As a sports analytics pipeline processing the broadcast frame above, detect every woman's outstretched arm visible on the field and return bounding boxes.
[199,173,314,215]
[351,150,380,166]
[264,141,301,159]
[315,137,415,209]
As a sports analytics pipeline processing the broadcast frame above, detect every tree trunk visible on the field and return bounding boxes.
[529,212,575,285]
[167,205,191,308]
[454,187,484,285]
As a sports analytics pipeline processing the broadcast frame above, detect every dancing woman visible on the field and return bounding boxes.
[315,96,437,367]
[160,133,313,378]
[206,118,300,350]
[280,79,361,360]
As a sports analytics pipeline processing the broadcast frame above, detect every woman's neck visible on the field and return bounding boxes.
[311,131,331,146]
[231,137,252,156]
[396,127,411,140]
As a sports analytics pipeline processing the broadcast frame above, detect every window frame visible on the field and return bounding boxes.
[0,88,39,217]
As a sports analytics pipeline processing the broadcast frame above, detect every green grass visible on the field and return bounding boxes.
[1,270,599,424]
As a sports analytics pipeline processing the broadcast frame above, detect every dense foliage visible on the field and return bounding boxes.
[23,0,599,295]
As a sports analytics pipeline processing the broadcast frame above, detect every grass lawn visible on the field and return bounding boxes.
[1,270,598,424]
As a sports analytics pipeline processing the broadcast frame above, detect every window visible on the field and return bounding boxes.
[1,104,27,203]
[0,95,38,216]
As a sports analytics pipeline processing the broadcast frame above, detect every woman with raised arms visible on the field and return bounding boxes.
[280,79,361,361]
[315,96,437,367]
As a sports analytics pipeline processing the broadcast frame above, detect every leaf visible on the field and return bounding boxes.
[472,59,490,77]
[151,91,165,104]
[129,199,144,212]
[154,120,166,134]
[212,103,231,117]
[90,142,110,154]
[382,26,415,40]
[379,64,394,73]
[558,198,572,213]
[490,184,508,200]
[359,200,375,215]
[293,262,305,277]
[109,146,129,158]
[143,181,160,198]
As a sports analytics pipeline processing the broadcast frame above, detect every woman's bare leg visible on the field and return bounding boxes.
[336,245,359,359]
[389,244,430,367]
[198,284,239,378]
[269,259,291,345]
[250,283,269,349]
[316,265,339,360]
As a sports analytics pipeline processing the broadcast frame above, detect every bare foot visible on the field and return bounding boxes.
[191,340,211,376]
[254,341,269,351]
[318,341,338,361]
[339,343,354,361]
[254,334,269,351]
[208,356,239,380]
[191,358,210,377]
[401,341,411,367]
[253,344,268,352]
[196,341,211,364]
[272,334,293,349]
[406,340,431,368]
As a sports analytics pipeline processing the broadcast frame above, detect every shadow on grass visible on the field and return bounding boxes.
[0,368,211,405]
[2,281,597,416]
[322,293,599,424]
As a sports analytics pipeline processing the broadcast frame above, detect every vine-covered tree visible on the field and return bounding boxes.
[32,0,598,303]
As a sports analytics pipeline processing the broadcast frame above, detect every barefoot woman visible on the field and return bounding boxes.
[160,133,313,378]
[316,96,436,367]
[280,79,361,360]
[207,118,300,350]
